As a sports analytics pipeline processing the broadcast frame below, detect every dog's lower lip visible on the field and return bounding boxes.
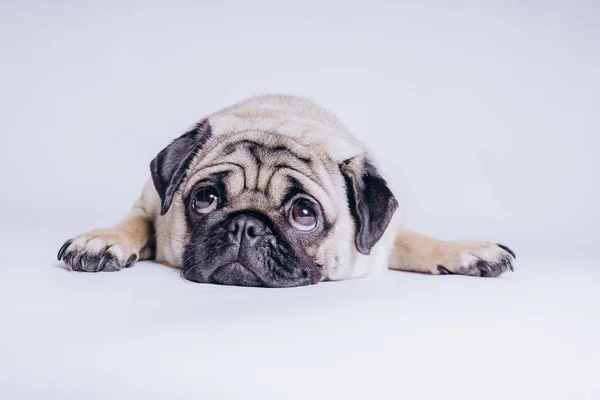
[211,261,260,279]
[207,261,266,287]
[214,261,249,273]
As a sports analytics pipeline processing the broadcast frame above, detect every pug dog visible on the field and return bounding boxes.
[57,95,515,287]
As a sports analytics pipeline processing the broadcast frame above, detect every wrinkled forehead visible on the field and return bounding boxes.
[182,132,342,220]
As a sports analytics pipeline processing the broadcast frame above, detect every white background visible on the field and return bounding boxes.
[2,0,599,253]
[1,1,599,399]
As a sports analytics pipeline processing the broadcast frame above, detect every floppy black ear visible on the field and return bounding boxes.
[340,157,399,255]
[150,119,212,215]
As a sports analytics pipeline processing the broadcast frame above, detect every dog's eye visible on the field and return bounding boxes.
[289,199,318,231]
[192,186,220,214]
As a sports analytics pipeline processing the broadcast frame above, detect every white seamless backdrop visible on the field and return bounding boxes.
[1,2,600,400]
[2,1,599,256]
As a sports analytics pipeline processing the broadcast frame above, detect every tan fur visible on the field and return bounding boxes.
[59,95,514,279]
[390,230,513,275]
[62,196,154,271]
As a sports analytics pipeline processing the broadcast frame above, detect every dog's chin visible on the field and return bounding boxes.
[207,262,265,287]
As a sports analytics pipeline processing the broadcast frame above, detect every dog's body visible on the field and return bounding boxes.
[58,95,515,286]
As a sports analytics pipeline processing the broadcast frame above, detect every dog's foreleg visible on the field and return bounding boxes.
[57,184,156,272]
[389,229,515,277]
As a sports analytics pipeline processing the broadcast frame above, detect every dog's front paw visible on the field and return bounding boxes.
[435,242,515,278]
[57,229,139,272]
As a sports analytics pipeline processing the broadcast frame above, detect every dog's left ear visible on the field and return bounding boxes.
[150,119,212,215]
[340,156,399,255]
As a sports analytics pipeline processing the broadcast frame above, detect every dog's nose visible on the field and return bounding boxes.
[226,214,270,245]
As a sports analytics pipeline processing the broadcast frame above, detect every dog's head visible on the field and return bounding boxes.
[150,96,398,287]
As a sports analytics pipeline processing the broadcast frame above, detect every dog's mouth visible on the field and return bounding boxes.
[207,262,265,287]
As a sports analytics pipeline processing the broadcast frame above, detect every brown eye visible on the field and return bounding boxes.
[192,186,219,214]
[289,198,318,231]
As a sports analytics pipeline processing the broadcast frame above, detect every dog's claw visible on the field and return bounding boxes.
[97,253,110,272]
[437,265,453,275]
[497,244,516,259]
[57,240,73,261]
[66,251,75,266]
[505,258,514,272]
[477,261,494,277]
[125,254,138,268]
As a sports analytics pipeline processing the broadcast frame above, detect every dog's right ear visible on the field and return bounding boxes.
[150,119,212,215]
